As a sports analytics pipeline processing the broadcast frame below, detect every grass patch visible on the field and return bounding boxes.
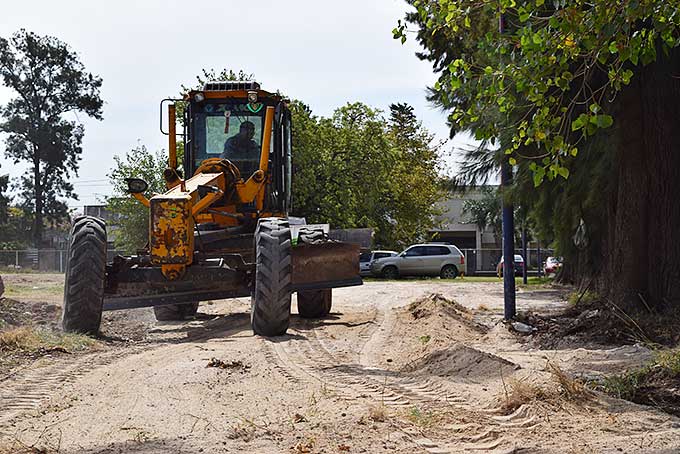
[601,349,680,402]
[567,289,600,307]
[365,275,553,284]
[518,276,554,287]
[405,406,439,427]
[3,283,64,297]
[0,325,96,353]
[418,334,431,344]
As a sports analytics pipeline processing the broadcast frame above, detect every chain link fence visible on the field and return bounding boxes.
[459,248,556,276]
[0,250,126,273]
[1,248,556,275]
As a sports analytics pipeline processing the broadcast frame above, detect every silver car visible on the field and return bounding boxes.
[371,243,466,279]
[360,250,398,276]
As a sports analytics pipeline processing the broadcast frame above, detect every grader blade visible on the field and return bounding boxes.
[291,242,361,292]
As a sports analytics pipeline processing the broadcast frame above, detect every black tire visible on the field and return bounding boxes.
[62,216,107,334]
[297,289,332,319]
[440,265,459,279]
[153,302,199,321]
[251,218,292,336]
[382,266,399,280]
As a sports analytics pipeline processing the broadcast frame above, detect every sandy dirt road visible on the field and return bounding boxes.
[1,279,679,453]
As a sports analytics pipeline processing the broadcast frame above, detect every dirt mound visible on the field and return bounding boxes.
[405,293,487,335]
[404,344,517,380]
[0,297,61,330]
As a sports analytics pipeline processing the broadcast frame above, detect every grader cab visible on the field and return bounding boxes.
[62,81,361,336]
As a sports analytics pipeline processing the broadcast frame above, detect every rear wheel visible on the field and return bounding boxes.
[297,289,332,319]
[251,218,292,336]
[153,302,199,321]
[62,216,107,334]
[440,265,459,279]
[382,266,399,280]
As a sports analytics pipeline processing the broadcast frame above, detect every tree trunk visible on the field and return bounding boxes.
[600,47,680,311]
[33,158,43,248]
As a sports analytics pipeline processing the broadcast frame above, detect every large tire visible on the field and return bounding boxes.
[153,302,199,321]
[251,218,292,336]
[62,216,107,334]
[297,289,332,319]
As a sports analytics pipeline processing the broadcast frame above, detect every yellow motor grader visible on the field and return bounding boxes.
[62,81,361,336]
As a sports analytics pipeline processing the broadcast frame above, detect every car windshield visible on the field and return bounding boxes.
[194,102,266,177]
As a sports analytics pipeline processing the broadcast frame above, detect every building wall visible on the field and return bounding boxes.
[430,186,500,271]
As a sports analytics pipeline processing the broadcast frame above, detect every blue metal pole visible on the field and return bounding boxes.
[501,161,516,320]
[522,226,528,284]
[498,10,515,319]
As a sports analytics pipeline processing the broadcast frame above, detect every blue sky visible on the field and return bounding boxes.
[0,0,474,210]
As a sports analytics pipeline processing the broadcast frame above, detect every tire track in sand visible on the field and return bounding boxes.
[267,304,533,453]
[0,345,150,435]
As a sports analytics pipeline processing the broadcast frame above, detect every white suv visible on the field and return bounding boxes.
[371,243,466,279]
[359,250,398,276]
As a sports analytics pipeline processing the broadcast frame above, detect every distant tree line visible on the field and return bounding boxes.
[107,70,445,252]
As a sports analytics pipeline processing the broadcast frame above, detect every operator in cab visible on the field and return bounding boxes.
[221,121,259,161]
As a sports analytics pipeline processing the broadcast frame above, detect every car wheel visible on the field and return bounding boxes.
[440,265,459,279]
[382,266,399,280]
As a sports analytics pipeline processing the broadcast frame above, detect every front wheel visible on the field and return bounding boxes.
[251,218,292,336]
[382,266,399,280]
[440,265,459,279]
[62,216,107,334]
[297,289,332,319]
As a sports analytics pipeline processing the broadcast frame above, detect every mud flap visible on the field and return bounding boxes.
[291,242,362,292]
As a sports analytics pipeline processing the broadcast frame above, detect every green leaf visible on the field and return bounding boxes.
[533,167,545,187]
[518,7,530,22]
[557,166,570,179]
[594,114,614,128]
[571,114,588,131]
[509,157,517,165]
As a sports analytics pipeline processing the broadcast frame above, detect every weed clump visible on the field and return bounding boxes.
[600,349,680,416]
[0,325,96,353]
[500,361,591,413]
[368,404,388,422]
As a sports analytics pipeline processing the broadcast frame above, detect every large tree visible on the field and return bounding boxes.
[397,1,680,311]
[106,145,167,251]
[0,29,103,246]
[108,70,443,251]
[291,101,443,249]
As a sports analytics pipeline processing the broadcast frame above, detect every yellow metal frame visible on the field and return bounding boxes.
[136,101,279,280]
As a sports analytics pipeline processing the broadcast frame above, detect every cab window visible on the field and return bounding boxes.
[193,102,265,177]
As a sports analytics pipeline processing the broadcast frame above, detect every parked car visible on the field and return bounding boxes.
[543,256,563,275]
[496,254,525,277]
[370,243,466,279]
[359,250,398,276]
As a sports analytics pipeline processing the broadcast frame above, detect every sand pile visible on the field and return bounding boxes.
[404,344,517,381]
[404,293,488,337]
